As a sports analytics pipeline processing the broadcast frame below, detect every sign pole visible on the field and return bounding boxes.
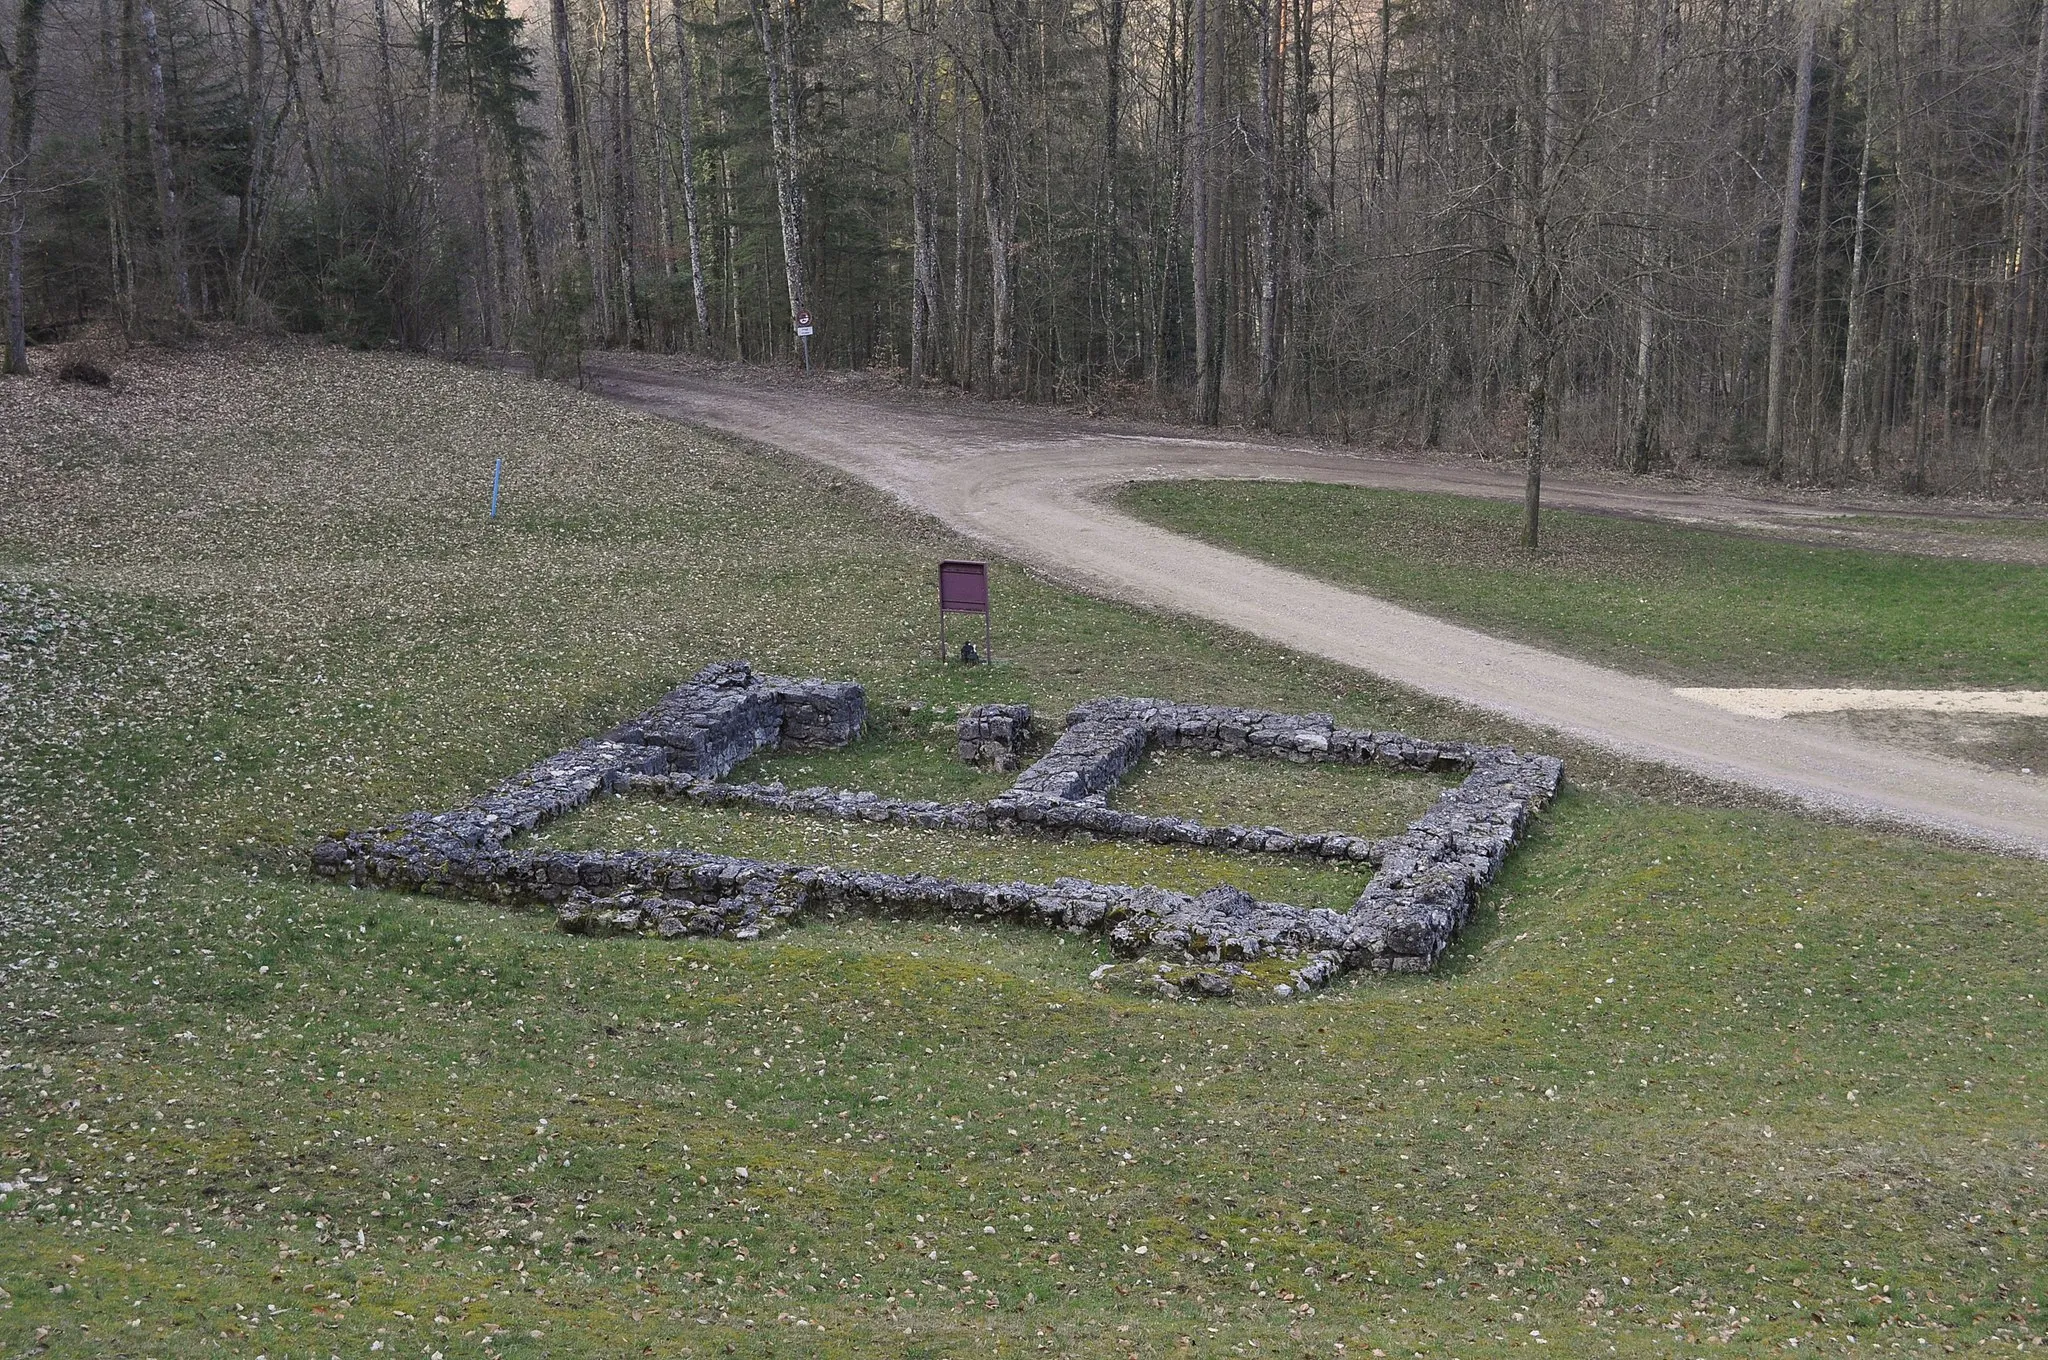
[490,458,502,518]
[795,308,816,374]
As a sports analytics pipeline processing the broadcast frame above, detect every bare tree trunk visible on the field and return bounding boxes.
[715,85,742,353]
[268,0,322,196]
[752,0,808,344]
[1835,123,1872,476]
[1251,0,1281,428]
[1190,0,1218,424]
[421,0,443,214]
[907,0,942,381]
[3,0,49,372]
[1910,260,1931,492]
[479,144,506,348]
[613,0,640,345]
[1985,0,2048,453]
[952,70,972,383]
[1804,83,1836,481]
[233,0,278,319]
[1764,3,1816,479]
[107,0,140,334]
[1625,0,1670,473]
[1374,0,1390,185]
[370,0,395,141]
[669,0,711,345]
[2016,0,2048,408]
[643,0,679,338]
[551,0,594,281]
[1521,2,1558,551]
[506,136,543,306]
[980,0,1024,396]
[1098,0,1125,379]
[138,0,191,317]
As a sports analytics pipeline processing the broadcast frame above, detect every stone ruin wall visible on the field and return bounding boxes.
[312,662,1562,997]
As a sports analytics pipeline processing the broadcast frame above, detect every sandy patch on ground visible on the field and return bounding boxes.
[1676,688,2048,719]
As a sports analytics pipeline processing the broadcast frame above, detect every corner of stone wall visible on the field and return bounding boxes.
[956,703,1035,771]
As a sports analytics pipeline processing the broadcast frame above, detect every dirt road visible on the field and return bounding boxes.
[586,357,2048,855]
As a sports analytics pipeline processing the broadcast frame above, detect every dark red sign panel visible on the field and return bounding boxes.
[939,560,989,614]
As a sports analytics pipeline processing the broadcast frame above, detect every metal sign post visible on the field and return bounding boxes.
[794,308,815,374]
[938,559,993,662]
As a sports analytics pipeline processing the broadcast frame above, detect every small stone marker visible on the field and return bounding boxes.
[938,559,993,662]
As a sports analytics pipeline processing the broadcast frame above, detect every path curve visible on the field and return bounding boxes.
[585,358,2048,856]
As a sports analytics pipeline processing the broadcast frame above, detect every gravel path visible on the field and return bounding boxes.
[586,358,2048,856]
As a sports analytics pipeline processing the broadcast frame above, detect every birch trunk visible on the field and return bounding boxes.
[1834,126,1872,476]
[669,0,711,345]
[643,0,677,323]
[752,0,808,344]
[980,0,1023,396]
[1764,3,1816,479]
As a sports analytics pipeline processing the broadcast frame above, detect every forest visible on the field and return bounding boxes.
[3,0,2046,492]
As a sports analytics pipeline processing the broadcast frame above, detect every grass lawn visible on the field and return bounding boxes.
[1,343,2043,1358]
[1116,481,2048,688]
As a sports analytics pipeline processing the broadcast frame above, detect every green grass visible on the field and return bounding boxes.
[528,794,1380,916]
[529,726,1446,914]
[1,344,2044,1358]
[1114,747,1457,836]
[1117,481,2048,688]
[727,718,1023,804]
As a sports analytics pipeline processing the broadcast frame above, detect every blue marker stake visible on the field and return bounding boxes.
[490,458,502,519]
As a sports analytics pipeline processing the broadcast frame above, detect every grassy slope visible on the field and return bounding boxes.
[1116,481,2048,688]
[0,345,2041,1359]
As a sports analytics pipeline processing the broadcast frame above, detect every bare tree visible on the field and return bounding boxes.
[138,0,190,317]
[669,0,711,344]
[612,0,640,343]
[1764,1,1817,480]
[1834,117,1873,475]
[3,0,48,372]
[1518,0,1560,549]
[907,0,944,381]
[753,0,809,342]
[975,0,1024,395]
[1190,0,1218,423]
[1624,0,1671,473]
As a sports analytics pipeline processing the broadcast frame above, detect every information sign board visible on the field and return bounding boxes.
[938,560,993,661]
